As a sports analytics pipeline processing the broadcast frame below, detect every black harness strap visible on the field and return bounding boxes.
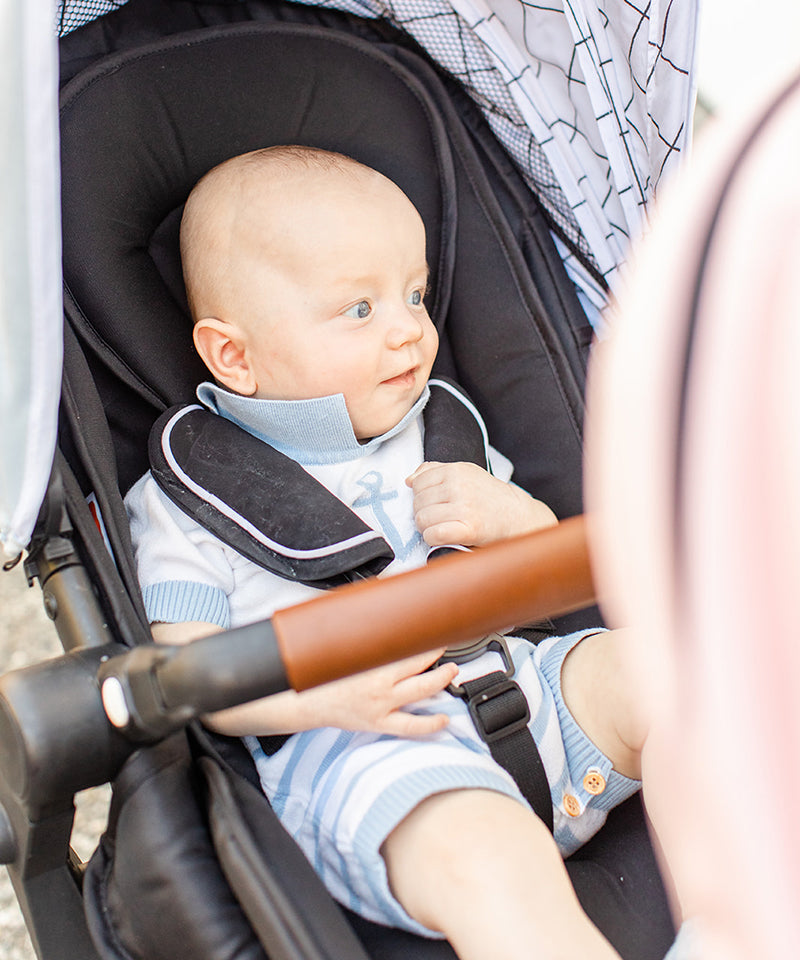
[442,636,554,831]
[459,674,553,831]
[149,404,395,588]
[423,377,489,467]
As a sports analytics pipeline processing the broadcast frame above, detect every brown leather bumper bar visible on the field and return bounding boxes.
[273,515,596,691]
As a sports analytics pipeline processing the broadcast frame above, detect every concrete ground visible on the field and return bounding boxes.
[0,561,111,960]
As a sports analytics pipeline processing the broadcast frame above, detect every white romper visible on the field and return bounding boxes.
[125,380,639,937]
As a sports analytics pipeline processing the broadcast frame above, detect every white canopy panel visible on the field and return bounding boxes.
[0,0,63,558]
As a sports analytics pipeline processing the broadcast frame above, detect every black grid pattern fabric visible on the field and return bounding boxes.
[56,0,697,304]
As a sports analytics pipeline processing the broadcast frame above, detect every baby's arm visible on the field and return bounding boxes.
[151,620,457,738]
[407,461,557,548]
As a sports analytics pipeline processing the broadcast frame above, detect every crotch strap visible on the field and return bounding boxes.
[441,634,554,833]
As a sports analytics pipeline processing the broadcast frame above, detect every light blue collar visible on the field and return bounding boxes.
[196,382,430,466]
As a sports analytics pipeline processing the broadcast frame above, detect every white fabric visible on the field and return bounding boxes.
[0,0,63,558]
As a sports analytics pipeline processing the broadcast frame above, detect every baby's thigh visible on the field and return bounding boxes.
[381,789,540,927]
[559,628,646,779]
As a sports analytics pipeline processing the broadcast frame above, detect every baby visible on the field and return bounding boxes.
[125,145,646,960]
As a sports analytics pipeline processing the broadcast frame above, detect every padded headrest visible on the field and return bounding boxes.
[60,22,456,410]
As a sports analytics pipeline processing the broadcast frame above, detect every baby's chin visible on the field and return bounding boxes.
[353,392,425,442]
[355,415,405,443]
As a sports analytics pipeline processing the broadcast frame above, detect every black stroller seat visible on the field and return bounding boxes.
[50,10,674,960]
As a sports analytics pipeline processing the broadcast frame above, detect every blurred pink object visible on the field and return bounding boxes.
[585,71,800,960]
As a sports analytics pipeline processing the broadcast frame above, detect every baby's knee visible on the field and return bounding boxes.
[382,789,541,892]
[561,628,646,778]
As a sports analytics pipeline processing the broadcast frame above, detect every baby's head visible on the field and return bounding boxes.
[180,145,438,439]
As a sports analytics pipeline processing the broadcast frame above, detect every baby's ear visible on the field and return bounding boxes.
[192,318,256,395]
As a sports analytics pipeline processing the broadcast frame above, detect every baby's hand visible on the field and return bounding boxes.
[305,648,458,737]
[406,461,558,547]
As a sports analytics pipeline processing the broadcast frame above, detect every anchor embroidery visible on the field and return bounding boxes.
[353,470,422,561]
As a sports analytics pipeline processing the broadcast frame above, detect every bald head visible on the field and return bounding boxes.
[184,145,434,421]
[180,146,392,324]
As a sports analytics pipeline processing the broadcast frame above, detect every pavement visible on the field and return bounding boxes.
[0,561,111,960]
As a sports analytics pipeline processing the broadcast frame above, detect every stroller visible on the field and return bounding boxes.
[1,1,679,957]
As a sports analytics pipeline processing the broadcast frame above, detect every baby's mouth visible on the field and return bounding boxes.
[381,366,418,387]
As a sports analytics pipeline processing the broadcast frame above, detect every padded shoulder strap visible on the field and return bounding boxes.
[423,377,491,564]
[424,377,491,470]
[149,382,492,587]
[149,405,394,588]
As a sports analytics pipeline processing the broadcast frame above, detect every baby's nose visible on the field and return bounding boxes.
[387,308,425,348]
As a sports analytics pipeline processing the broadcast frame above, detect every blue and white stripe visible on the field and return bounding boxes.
[247,630,640,935]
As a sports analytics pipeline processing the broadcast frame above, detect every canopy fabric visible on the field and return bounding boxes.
[289,0,699,308]
[0,0,63,557]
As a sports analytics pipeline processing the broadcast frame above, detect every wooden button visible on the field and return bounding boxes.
[583,768,606,796]
[563,794,581,817]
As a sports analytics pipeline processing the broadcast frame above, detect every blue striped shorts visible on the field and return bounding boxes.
[246,629,640,937]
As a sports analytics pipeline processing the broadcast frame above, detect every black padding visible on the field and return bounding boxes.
[83,735,269,960]
[423,378,489,469]
[203,755,373,960]
[565,795,676,959]
[150,404,394,586]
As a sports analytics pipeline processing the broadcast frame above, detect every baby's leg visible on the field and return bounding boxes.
[382,788,622,960]
[560,628,646,780]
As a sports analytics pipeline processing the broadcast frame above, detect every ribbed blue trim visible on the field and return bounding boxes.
[197,381,429,465]
[142,580,230,629]
[540,630,640,811]
[352,761,527,936]
[355,761,525,855]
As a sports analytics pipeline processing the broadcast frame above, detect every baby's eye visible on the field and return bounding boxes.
[344,300,371,320]
[407,289,423,306]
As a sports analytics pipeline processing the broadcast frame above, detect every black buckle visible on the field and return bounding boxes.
[466,678,531,745]
[440,634,531,745]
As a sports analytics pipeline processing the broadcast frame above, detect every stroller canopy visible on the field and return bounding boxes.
[0,0,62,558]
